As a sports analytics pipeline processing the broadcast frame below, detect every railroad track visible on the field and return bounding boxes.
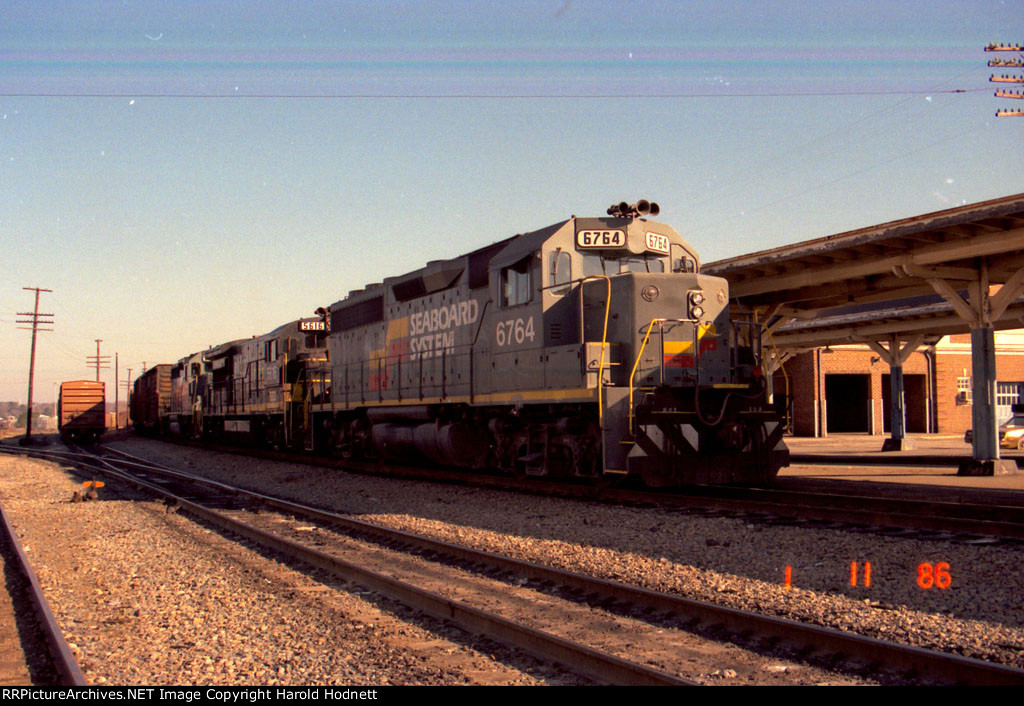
[0,471,86,686]
[134,434,1024,542]
[10,442,1022,685]
[610,485,1024,543]
[3,444,690,685]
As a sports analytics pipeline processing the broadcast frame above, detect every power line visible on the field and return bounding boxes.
[696,121,986,238]
[49,339,87,364]
[675,61,1003,236]
[0,88,987,100]
[683,68,984,233]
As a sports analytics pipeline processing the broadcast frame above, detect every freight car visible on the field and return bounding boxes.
[147,201,788,485]
[58,380,106,443]
[130,364,172,433]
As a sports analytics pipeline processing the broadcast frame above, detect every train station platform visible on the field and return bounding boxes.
[780,433,1024,500]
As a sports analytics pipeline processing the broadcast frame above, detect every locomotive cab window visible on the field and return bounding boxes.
[501,256,533,307]
[673,257,696,273]
[670,243,697,273]
[264,340,278,362]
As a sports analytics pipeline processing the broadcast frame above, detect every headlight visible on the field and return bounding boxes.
[688,291,705,320]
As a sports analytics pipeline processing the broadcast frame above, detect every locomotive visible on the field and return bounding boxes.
[156,319,329,446]
[136,201,788,485]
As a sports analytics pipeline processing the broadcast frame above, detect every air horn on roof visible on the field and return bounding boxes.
[607,199,660,219]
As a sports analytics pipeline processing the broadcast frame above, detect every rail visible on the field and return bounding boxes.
[0,494,86,685]
[76,445,1024,686]
[76,446,692,686]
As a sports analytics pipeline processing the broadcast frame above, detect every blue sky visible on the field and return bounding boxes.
[1,0,1022,402]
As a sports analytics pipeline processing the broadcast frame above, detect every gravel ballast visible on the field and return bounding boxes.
[0,448,577,685]
[103,436,1024,670]
[3,434,1023,684]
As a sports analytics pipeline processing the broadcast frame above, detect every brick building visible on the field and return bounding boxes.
[778,330,1024,437]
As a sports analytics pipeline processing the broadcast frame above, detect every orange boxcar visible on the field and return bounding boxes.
[58,380,105,443]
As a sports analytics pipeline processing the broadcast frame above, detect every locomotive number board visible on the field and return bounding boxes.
[299,320,327,332]
[576,230,625,249]
[645,232,670,254]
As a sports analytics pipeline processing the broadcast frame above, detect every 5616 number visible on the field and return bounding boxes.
[495,317,535,347]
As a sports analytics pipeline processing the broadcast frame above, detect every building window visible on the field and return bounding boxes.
[956,376,972,405]
[996,382,1024,423]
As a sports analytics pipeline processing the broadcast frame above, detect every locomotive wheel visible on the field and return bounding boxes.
[332,442,355,460]
[592,472,625,494]
[265,424,285,452]
[512,450,530,479]
[547,442,575,478]
[328,426,354,459]
[513,442,543,478]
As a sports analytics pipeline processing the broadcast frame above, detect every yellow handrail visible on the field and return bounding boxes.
[627,318,701,436]
[759,310,790,428]
[628,318,664,436]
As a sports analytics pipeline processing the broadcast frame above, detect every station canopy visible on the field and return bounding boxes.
[703,192,1024,351]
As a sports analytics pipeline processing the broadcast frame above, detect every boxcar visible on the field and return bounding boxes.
[58,380,106,443]
[131,365,172,433]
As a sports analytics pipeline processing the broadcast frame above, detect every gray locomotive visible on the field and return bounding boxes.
[306,200,788,485]
[143,201,788,486]
[153,318,329,447]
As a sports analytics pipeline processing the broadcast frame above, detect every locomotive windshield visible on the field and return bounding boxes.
[580,254,667,278]
[622,257,665,273]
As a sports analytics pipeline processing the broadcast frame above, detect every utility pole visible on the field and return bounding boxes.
[86,340,111,426]
[17,287,54,446]
[115,352,119,430]
[86,339,111,382]
[986,42,1024,117]
[123,368,132,428]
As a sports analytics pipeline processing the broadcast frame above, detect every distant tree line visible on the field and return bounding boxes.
[0,402,56,428]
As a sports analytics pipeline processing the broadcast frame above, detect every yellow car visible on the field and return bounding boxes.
[1002,416,1024,450]
[964,415,1024,449]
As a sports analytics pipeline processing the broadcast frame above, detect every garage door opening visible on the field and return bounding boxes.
[825,374,870,433]
[882,373,927,433]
